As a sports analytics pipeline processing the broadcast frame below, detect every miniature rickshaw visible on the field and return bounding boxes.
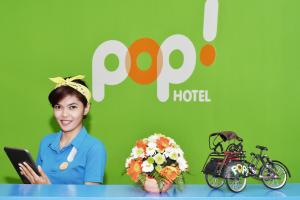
[202,131,291,192]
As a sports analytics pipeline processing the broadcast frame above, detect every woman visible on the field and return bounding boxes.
[19,75,106,184]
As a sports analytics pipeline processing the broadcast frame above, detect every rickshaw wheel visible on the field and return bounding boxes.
[205,174,224,189]
[226,177,247,192]
[261,163,287,189]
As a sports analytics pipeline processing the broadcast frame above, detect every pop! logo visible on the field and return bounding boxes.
[92,0,218,102]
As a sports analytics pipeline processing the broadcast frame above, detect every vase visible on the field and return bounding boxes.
[143,176,172,193]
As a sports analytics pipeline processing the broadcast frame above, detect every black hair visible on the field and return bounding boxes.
[48,78,88,107]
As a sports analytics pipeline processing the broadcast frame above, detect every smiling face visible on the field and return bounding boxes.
[53,95,90,135]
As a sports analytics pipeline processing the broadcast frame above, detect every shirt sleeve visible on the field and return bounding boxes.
[84,141,107,183]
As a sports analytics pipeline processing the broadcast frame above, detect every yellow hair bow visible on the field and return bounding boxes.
[49,75,91,103]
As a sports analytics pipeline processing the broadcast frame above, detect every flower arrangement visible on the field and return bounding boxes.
[125,134,188,192]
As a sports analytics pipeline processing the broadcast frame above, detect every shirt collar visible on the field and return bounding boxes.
[49,127,88,152]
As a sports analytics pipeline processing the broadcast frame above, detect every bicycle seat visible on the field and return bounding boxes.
[256,145,268,151]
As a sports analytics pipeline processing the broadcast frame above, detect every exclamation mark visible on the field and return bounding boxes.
[200,0,218,66]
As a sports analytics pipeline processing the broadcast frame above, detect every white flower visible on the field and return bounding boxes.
[148,134,159,142]
[169,151,179,160]
[148,142,157,148]
[146,147,156,156]
[163,147,173,158]
[176,147,184,156]
[177,157,188,171]
[131,146,145,159]
[145,142,157,156]
[153,153,166,165]
[164,147,181,160]
[142,160,154,172]
[171,144,183,154]
[172,146,184,158]
[168,138,176,145]
[125,157,132,168]
[163,151,169,158]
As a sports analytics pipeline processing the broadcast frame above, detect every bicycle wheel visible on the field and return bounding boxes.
[226,177,247,192]
[205,174,224,189]
[260,163,287,189]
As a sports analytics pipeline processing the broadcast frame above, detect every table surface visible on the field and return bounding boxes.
[0,184,299,200]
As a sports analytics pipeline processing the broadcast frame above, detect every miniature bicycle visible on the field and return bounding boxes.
[246,145,291,190]
[202,131,291,192]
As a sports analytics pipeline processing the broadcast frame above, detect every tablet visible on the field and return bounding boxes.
[4,147,40,184]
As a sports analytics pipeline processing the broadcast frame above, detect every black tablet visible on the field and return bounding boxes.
[4,147,40,184]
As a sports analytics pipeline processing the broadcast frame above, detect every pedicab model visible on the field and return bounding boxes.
[201,131,291,192]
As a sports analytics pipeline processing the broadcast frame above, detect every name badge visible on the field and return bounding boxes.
[59,147,77,171]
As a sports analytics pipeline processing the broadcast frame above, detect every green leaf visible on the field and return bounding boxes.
[157,180,164,190]
[155,165,162,172]
[121,168,127,176]
[137,173,147,185]
[174,174,185,191]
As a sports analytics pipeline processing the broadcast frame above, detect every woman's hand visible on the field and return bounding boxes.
[19,162,51,184]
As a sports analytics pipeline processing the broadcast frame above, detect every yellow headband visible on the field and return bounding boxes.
[49,75,91,103]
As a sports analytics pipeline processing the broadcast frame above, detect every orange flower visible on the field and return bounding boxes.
[127,159,142,182]
[136,140,147,152]
[159,166,180,182]
[156,137,170,151]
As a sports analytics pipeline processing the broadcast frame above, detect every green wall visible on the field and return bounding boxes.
[0,0,299,184]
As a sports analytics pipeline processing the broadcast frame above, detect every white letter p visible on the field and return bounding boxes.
[157,34,196,102]
[92,40,128,102]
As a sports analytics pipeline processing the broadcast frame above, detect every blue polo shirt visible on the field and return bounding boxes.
[36,127,106,184]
